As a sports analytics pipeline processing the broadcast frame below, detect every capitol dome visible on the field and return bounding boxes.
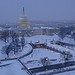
[18,7,30,28]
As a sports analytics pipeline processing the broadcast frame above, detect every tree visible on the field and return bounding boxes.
[11,32,21,52]
[0,31,9,42]
[60,51,73,62]
[6,46,10,57]
[40,57,50,66]
[21,35,25,49]
[72,32,75,41]
[1,45,8,54]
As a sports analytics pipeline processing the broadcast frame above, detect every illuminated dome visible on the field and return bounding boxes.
[18,7,30,28]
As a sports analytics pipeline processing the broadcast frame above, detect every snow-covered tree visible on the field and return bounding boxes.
[0,31,9,42]
[60,51,73,62]
[21,35,25,49]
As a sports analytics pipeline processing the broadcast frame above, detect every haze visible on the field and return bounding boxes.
[0,0,75,23]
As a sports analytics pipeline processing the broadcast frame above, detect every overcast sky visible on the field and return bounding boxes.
[0,0,75,23]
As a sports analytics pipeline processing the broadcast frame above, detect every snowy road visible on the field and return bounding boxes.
[29,61,75,73]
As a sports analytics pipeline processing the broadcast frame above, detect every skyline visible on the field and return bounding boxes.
[0,0,75,23]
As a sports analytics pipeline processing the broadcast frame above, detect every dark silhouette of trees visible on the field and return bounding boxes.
[72,32,75,41]
[21,35,25,49]
[61,51,73,62]
[0,31,9,42]
[58,26,75,40]
[1,45,8,54]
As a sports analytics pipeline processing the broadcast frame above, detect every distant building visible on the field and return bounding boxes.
[18,7,30,29]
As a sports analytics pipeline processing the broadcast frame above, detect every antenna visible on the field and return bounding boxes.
[23,7,25,15]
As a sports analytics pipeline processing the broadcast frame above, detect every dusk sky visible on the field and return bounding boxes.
[0,0,75,23]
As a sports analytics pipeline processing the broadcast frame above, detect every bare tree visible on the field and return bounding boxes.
[21,35,25,49]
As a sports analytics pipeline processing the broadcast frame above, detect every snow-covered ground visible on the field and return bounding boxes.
[24,34,75,45]
[0,40,9,59]
[21,48,60,68]
[61,37,75,45]
[56,70,75,75]
[47,43,75,59]
[9,44,32,58]
[0,43,32,59]
[25,34,59,44]
[0,60,28,75]
[0,34,75,75]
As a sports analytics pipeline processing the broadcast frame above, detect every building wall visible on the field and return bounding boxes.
[0,28,59,38]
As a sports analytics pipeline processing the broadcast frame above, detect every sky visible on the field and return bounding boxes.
[0,0,75,23]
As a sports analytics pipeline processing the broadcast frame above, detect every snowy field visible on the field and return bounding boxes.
[47,43,75,60]
[0,34,75,75]
[56,70,75,75]
[57,71,75,75]
[25,34,59,43]
[21,48,60,68]
[0,60,28,75]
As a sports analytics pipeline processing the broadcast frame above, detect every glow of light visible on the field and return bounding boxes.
[31,30,34,32]
[62,63,64,64]
[19,31,22,33]
[14,54,15,57]
[56,53,60,54]
[46,58,48,61]
[46,69,48,71]
[19,24,27,26]
[28,67,30,69]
